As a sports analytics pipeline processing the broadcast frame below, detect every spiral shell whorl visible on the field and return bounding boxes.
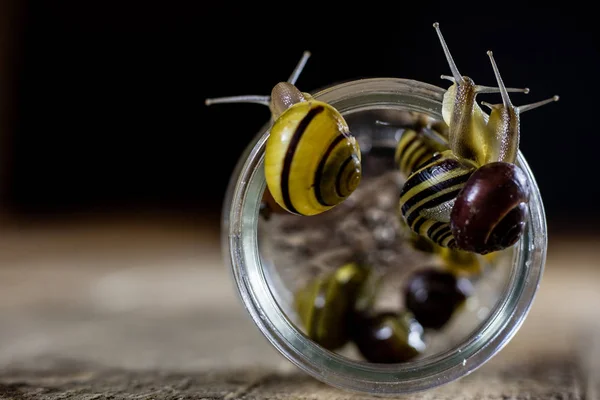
[265,100,361,216]
[315,142,361,207]
[450,162,530,254]
[398,150,476,248]
[395,129,440,178]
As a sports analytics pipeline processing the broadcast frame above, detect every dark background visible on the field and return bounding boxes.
[0,2,597,231]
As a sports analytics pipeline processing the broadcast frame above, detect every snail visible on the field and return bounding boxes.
[398,23,559,254]
[399,150,477,249]
[404,268,474,329]
[374,111,449,179]
[449,52,559,254]
[400,214,483,276]
[350,310,426,364]
[432,22,530,166]
[294,262,373,350]
[394,119,449,178]
[205,52,361,216]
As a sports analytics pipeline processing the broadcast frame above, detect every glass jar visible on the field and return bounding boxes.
[220,78,547,395]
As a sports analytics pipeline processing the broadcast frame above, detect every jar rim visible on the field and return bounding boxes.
[221,78,547,395]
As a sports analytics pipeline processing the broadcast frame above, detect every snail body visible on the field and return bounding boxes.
[448,52,558,254]
[205,52,361,217]
[397,23,559,254]
[433,22,529,167]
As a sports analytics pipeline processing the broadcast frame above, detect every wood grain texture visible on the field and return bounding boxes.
[0,220,598,399]
[0,358,586,400]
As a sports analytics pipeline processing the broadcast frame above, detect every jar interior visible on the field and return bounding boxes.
[256,105,516,365]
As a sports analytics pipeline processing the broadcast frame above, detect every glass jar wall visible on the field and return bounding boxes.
[221,78,546,395]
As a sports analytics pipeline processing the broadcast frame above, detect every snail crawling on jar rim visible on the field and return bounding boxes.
[205,52,361,217]
[398,23,559,254]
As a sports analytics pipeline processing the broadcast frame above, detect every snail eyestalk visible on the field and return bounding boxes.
[204,50,360,217]
[287,51,312,86]
[204,51,312,108]
[485,51,559,114]
[480,101,496,111]
[487,51,513,108]
[204,95,271,107]
[475,85,530,95]
[477,52,529,95]
[433,22,465,86]
[517,95,560,114]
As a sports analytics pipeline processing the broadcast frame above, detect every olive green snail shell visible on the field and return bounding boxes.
[294,262,372,350]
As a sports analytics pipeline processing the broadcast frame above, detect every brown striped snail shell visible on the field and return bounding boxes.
[450,162,530,255]
[398,150,477,249]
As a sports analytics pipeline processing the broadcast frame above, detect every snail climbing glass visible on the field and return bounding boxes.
[221,78,547,395]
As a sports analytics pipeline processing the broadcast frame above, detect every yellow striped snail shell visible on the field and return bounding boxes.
[396,23,558,255]
[399,150,476,249]
[205,51,361,216]
[266,87,361,216]
[394,124,448,178]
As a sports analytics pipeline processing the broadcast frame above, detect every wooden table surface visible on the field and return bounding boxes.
[0,217,598,399]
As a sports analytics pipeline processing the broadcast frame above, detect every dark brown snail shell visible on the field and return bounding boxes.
[404,268,473,329]
[450,162,530,255]
[350,311,425,364]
